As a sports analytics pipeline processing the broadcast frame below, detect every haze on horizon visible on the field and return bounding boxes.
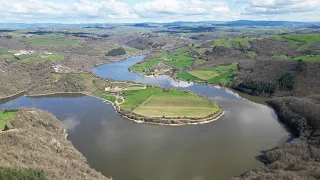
[0,0,319,24]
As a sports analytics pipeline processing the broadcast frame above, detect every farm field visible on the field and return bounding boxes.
[15,34,81,46]
[130,48,195,75]
[0,111,15,130]
[15,53,64,63]
[164,54,194,69]
[176,63,239,85]
[118,87,221,118]
[133,95,220,118]
[189,71,218,80]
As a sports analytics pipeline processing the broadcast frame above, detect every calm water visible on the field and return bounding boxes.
[0,56,290,180]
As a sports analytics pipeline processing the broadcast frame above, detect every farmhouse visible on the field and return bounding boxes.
[105,86,122,93]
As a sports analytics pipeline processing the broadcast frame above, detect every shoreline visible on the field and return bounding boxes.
[26,91,225,126]
[0,90,27,100]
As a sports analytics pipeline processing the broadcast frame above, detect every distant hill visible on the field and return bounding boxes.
[0,20,319,29]
[212,20,319,27]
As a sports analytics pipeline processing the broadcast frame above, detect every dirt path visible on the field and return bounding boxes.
[115,95,125,105]
[123,85,147,91]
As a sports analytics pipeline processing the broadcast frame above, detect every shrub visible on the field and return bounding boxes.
[242,80,276,94]
[296,60,307,72]
[0,167,48,180]
[105,47,126,56]
[279,73,296,90]
[3,125,10,131]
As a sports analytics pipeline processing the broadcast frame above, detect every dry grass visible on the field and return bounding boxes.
[0,108,109,180]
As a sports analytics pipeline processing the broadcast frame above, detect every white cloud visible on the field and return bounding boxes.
[133,0,230,18]
[236,0,320,21]
[0,0,138,23]
[0,0,319,23]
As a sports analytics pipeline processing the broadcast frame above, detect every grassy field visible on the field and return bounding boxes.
[130,50,194,75]
[15,35,80,46]
[193,59,207,66]
[15,54,64,63]
[100,94,116,103]
[120,87,220,118]
[130,58,162,73]
[133,95,220,118]
[0,50,10,55]
[0,111,15,130]
[284,34,320,51]
[176,63,238,85]
[165,54,194,69]
[79,73,94,79]
[189,71,219,80]
[265,34,320,51]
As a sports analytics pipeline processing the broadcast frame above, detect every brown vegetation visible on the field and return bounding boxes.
[250,38,296,57]
[233,60,320,96]
[0,108,109,180]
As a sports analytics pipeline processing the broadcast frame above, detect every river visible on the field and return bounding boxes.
[0,56,290,180]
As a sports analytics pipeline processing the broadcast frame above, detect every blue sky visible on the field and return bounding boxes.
[0,0,319,23]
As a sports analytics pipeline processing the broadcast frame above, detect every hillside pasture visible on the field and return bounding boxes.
[15,54,64,63]
[130,58,162,73]
[164,54,194,69]
[265,34,320,51]
[176,63,238,84]
[273,54,320,62]
[15,34,81,46]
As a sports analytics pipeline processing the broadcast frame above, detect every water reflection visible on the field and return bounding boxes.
[61,115,81,132]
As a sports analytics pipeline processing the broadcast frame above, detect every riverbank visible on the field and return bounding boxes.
[26,88,225,126]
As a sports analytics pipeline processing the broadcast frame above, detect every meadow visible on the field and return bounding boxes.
[130,48,195,75]
[176,63,238,85]
[133,95,219,118]
[264,34,320,51]
[165,54,194,69]
[15,34,81,46]
[0,111,15,130]
[130,58,162,73]
[15,54,64,63]
[119,87,220,118]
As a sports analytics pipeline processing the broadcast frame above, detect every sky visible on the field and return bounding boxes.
[0,0,319,23]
